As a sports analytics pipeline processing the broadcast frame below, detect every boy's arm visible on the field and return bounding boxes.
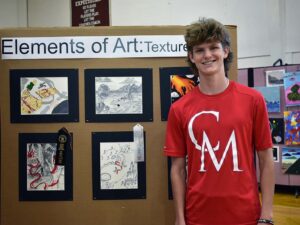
[257,148,275,222]
[171,157,187,225]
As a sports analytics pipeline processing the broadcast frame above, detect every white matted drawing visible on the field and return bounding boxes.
[100,142,138,190]
[95,76,142,114]
[26,143,65,191]
[20,77,69,115]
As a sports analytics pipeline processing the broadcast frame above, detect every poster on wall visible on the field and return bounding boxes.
[269,118,284,144]
[284,71,300,107]
[19,133,73,201]
[265,69,285,87]
[10,69,79,123]
[281,147,300,174]
[253,86,281,113]
[71,0,109,26]
[85,68,153,122]
[160,67,198,121]
[92,131,146,200]
[284,111,300,145]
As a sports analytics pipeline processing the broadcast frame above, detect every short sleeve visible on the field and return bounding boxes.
[163,105,187,157]
[253,93,273,151]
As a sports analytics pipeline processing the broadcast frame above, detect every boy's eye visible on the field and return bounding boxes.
[211,46,219,50]
[194,48,204,53]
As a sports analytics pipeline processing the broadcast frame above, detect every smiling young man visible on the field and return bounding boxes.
[164,18,275,225]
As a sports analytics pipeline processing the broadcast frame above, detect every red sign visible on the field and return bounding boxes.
[72,0,109,26]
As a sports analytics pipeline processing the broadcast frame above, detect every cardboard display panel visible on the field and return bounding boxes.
[0,26,237,225]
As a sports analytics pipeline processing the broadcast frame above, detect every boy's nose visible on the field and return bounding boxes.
[203,49,212,58]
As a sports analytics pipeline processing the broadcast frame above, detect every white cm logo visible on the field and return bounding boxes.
[188,111,243,172]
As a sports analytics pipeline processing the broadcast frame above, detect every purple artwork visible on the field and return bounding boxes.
[284,72,300,107]
[284,110,300,145]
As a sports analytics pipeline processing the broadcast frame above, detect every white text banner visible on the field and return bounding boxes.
[1,35,187,59]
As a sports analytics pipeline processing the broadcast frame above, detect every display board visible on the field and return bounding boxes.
[238,65,300,186]
[0,26,237,225]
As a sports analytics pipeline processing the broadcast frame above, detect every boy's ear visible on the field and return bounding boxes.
[223,47,230,59]
[189,51,195,63]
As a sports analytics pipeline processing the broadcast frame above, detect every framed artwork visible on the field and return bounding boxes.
[272,146,279,162]
[10,69,79,123]
[269,118,284,144]
[85,68,153,122]
[92,131,146,200]
[284,111,300,145]
[19,133,73,201]
[265,69,285,87]
[283,71,300,107]
[253,86,280,113]
[281,147,300,174]
[160,67,198,121]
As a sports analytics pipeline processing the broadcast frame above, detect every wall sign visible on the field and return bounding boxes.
[71,0,109,26]
[1,35,187,59]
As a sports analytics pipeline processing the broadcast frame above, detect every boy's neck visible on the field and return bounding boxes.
[198,74,229,95]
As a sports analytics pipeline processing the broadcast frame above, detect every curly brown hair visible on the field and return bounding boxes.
[185,18,233,76]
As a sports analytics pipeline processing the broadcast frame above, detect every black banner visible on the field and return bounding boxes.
[71,0,109,26]
[55,127,71,165]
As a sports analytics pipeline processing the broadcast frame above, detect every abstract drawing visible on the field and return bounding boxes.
[170,74,199,104]
[26,143,65,191]
[284,71,300,107]
[160,67,196,121]
[20,77,69,115]
[10,69,79,123]
[95,76,142,114]
[284,111,300,145]
[254,86,280,112]
[19,133,73,201]
[269,118,284,144]
[100,142,138,189]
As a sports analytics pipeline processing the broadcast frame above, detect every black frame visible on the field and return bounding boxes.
[92,131,146,200]
[269,118,284,144]
[159,67,196,121]
[85,68,153,122]
[10,69,79,123]
[272,146,279,162]
[19,133,73,201]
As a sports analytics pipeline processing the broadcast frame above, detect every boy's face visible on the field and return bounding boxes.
[189,41,229,77]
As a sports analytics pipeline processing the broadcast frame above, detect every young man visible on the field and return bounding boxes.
[164,18,275,225]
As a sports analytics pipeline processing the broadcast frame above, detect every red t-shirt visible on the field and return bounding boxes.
[164,81,272,225]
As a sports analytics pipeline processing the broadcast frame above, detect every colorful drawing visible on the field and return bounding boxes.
[253,86,280,112]
[281,147,300,173]
[269,118,284,144]
[26,143,65,191]
[20,77,69,115]
[272,146,279,162]
[95,77,142,114]
[283,72,300,106]
[265,69,285,87]
[100,142,138,190]
[170,74,199,103]
[284,111,300,145]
